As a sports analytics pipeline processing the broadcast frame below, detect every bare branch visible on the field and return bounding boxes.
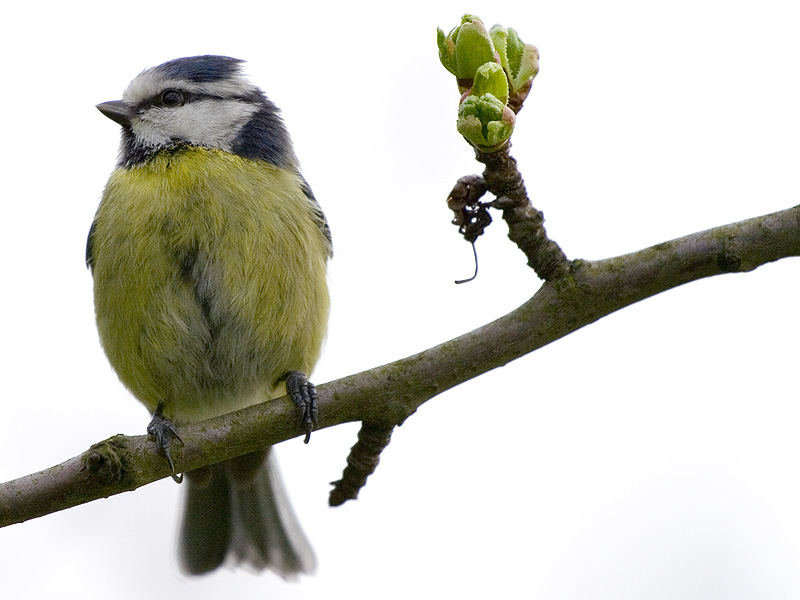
[1,204,798,527]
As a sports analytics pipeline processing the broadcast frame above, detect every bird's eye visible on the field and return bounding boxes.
[160,89,185,107]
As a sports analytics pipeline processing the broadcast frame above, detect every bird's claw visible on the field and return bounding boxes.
[286,371,319,443]
[147,401,184,483]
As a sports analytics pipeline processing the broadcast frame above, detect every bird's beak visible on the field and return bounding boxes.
[96,100,133,127]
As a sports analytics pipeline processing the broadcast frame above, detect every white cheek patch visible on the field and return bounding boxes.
[132,99,260,151]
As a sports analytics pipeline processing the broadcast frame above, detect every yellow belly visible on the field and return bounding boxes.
[91,147,329,424]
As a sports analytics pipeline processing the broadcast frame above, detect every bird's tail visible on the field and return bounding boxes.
[178,447,316,576]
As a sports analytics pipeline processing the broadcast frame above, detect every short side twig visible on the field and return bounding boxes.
[329,422,394,506]
[474,143,569,280]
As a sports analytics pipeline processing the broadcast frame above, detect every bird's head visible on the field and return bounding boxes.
[97,55,295,168]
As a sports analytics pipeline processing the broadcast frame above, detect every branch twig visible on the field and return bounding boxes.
[329,423,394,506]
[1,204,798,527]
[475,144,570,280]
[447,145,569,281]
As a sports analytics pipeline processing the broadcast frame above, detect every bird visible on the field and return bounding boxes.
[87,55,331,576]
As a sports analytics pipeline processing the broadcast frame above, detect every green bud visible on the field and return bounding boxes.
[437,15,499,91]
[436,27,457,75]
[457,93,516,151]
[489,25,510,71]
[489,25,539,93]
[472,62,509,106]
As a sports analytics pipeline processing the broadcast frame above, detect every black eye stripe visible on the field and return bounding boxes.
[137,91,259,111]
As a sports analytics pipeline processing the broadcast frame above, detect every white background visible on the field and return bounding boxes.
[1,0,799,598]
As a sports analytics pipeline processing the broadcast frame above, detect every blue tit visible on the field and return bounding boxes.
[87,55,331,576]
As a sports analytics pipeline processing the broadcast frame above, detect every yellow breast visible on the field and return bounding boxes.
[91,147,329,424]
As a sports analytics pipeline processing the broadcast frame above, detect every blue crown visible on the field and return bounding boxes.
[154,55,244,83]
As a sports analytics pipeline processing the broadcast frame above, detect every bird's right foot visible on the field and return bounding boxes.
[147,401,184,483]
[286,371,319,444]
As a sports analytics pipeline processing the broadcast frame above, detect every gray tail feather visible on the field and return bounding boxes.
[178,447,316,577]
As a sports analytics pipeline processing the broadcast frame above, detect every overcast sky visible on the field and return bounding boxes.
[2,1,799,598]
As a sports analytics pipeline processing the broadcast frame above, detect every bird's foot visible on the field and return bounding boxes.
[286,371,319,444]
[146,401,184,483]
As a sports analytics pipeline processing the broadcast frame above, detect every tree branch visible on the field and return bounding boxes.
[1,204,798,527]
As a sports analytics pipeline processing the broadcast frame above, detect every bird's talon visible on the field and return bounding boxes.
[286,371,319,444]
[147,401,184,483]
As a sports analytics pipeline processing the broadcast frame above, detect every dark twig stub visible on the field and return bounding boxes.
[329,422,394,507]
[447,175,492,244]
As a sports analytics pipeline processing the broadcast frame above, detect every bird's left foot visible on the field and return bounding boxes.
[286,371,319,444]
[147,401,184,483]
